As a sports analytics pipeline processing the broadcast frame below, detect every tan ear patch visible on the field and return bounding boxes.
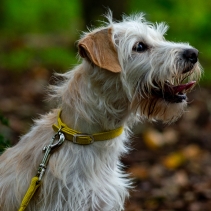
[78,28,121,73]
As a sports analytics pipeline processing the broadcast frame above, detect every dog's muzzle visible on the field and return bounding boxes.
[152,48,199,103]
[153,80,196,103]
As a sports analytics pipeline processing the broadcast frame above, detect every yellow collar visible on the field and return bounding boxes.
[52,110,124,145]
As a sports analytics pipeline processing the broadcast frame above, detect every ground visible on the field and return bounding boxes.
[1,67,211,211]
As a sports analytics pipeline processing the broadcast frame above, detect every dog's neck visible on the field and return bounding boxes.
[60,61,131,134]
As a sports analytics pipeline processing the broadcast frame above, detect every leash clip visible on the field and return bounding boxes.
[37,131,65,181]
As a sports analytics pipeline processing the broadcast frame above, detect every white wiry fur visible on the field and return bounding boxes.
[0,12,202,211]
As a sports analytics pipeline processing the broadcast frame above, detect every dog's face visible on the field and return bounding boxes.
[78,14,202,124]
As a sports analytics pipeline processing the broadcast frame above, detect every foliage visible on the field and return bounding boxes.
[0,134,10,155]
[0,0,210,79]
[0,112,9,126]
[0,47,78,72]
[1,0,82,35]
[0,112,10,154]
[0,0,82,72]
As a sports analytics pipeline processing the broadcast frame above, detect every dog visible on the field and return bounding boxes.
[0,12,202,211]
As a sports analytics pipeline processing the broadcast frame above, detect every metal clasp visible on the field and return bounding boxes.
[73,134,94,144]
[37,131,65,181]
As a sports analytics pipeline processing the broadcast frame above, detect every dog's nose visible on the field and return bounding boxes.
[183,48,198,64]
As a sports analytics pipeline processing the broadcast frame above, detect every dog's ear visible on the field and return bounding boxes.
[78,28,121,73]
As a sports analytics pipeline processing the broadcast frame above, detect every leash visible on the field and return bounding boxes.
[18,110,124,211]
[18,130,65,211]
[18,177,40,211]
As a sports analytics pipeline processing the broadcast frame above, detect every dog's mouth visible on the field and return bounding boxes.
[152,80,196,103]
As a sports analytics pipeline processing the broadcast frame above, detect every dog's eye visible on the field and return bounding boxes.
[133,42,148,52]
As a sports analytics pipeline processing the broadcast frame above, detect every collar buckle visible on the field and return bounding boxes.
[73,133,94,144]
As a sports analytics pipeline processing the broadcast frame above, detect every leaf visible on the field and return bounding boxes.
[182,144,202,160]
[128,165,149,180]
[0,112,9,126]
[143,129,165,149]
[162,152,186,169]
[0,134,11,154]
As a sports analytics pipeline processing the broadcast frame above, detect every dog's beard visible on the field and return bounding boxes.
[154,61,201,102]
[135,61,201,123]
[151,70,197,104]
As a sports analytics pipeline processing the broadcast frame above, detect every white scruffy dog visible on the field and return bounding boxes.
[0,12,201,211]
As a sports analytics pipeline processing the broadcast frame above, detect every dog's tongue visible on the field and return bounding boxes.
[165,81,196,94]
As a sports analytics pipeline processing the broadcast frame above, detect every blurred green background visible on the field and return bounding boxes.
[0,0,210,83]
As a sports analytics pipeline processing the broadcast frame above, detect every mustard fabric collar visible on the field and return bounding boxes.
[52,110,124,145]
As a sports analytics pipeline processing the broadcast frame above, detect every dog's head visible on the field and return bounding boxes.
[78,13,202,124]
